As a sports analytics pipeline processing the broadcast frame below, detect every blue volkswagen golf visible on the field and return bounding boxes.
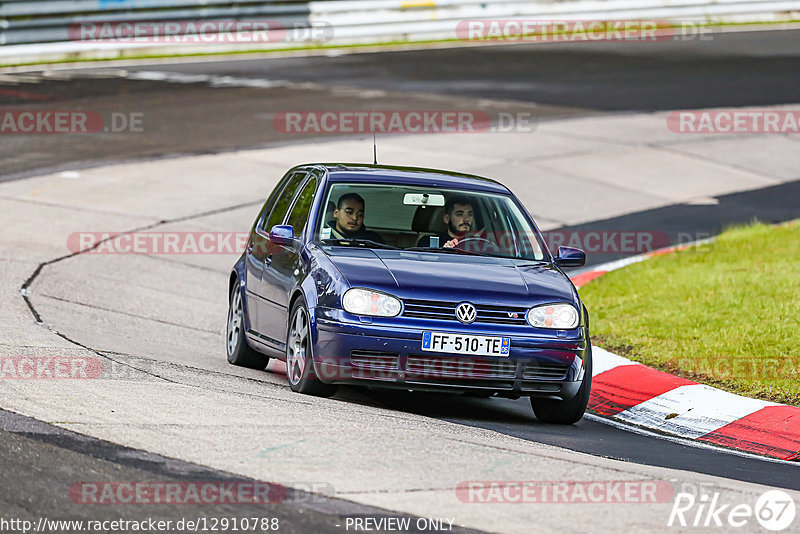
[227,164,592,424]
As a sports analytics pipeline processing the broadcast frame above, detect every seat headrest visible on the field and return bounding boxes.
[412,205,446,233]
[325,200,336,221]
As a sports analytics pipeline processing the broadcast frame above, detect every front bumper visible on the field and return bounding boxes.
[313,309,589,400]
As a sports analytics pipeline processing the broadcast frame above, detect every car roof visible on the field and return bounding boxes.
[299,163,512,194]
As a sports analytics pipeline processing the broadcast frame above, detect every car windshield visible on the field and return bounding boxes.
[314,183,547,261]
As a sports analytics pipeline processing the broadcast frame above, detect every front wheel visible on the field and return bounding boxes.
[531,345,592,424]
[226,282,270,370]
[286,300,337,397]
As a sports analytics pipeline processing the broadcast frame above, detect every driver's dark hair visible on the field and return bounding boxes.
[337,193,365,209]
[444,195,473,216]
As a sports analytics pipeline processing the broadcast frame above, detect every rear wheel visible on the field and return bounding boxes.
[226,282,269,370]
[531,345,592,424]
[286,300,337,397]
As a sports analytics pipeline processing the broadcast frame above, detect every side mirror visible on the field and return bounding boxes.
[269,225,295,246]
[554,246,586,268]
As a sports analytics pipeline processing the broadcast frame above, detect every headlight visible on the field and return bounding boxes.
[342,288,402,317]
[526,304,579,329]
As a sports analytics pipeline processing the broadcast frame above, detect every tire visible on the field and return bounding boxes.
[531,345,592,424]
[226,281,270,370]
[285,299,337,397]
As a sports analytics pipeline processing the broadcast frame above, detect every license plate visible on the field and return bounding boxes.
[421,332,511,357]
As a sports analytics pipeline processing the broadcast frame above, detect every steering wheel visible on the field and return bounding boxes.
[454,237,501,253]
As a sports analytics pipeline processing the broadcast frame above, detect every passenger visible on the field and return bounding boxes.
[327,193,385,243]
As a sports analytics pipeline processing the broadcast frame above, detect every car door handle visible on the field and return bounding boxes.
[265,255,273,266]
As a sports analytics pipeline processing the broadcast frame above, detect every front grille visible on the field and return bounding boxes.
[406,355,517,379]
[522,362,570,380]
[403,299,528,325]
[350,350,399,369]
[402,300,453,321]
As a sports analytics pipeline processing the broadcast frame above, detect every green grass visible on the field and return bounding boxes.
[579,221,800,406]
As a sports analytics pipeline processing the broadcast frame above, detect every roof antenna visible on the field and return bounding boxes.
[373,131,378,165]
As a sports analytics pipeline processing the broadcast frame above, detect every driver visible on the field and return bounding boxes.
[326,193,385,243]
[417,195,477,248]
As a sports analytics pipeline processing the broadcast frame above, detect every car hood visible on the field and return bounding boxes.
[322,247,577,306]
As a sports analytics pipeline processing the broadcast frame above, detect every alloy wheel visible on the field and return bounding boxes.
[226,288,242,357]
[287,306,309,385]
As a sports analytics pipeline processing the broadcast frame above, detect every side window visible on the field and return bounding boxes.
[263,172,306,232]
[286,177,317,237]
[253,175,290,232]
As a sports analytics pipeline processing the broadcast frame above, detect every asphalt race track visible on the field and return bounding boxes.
[0,409,476,534]
[2,28,800,531]
[2,29,800,180]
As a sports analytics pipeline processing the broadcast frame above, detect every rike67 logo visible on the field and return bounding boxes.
[669,489,796,531]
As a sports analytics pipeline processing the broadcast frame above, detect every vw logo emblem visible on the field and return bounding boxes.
[455,302,477,324]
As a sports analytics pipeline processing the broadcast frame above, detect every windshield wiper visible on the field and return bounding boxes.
[404,246,489,257]
[320,239,399,250]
